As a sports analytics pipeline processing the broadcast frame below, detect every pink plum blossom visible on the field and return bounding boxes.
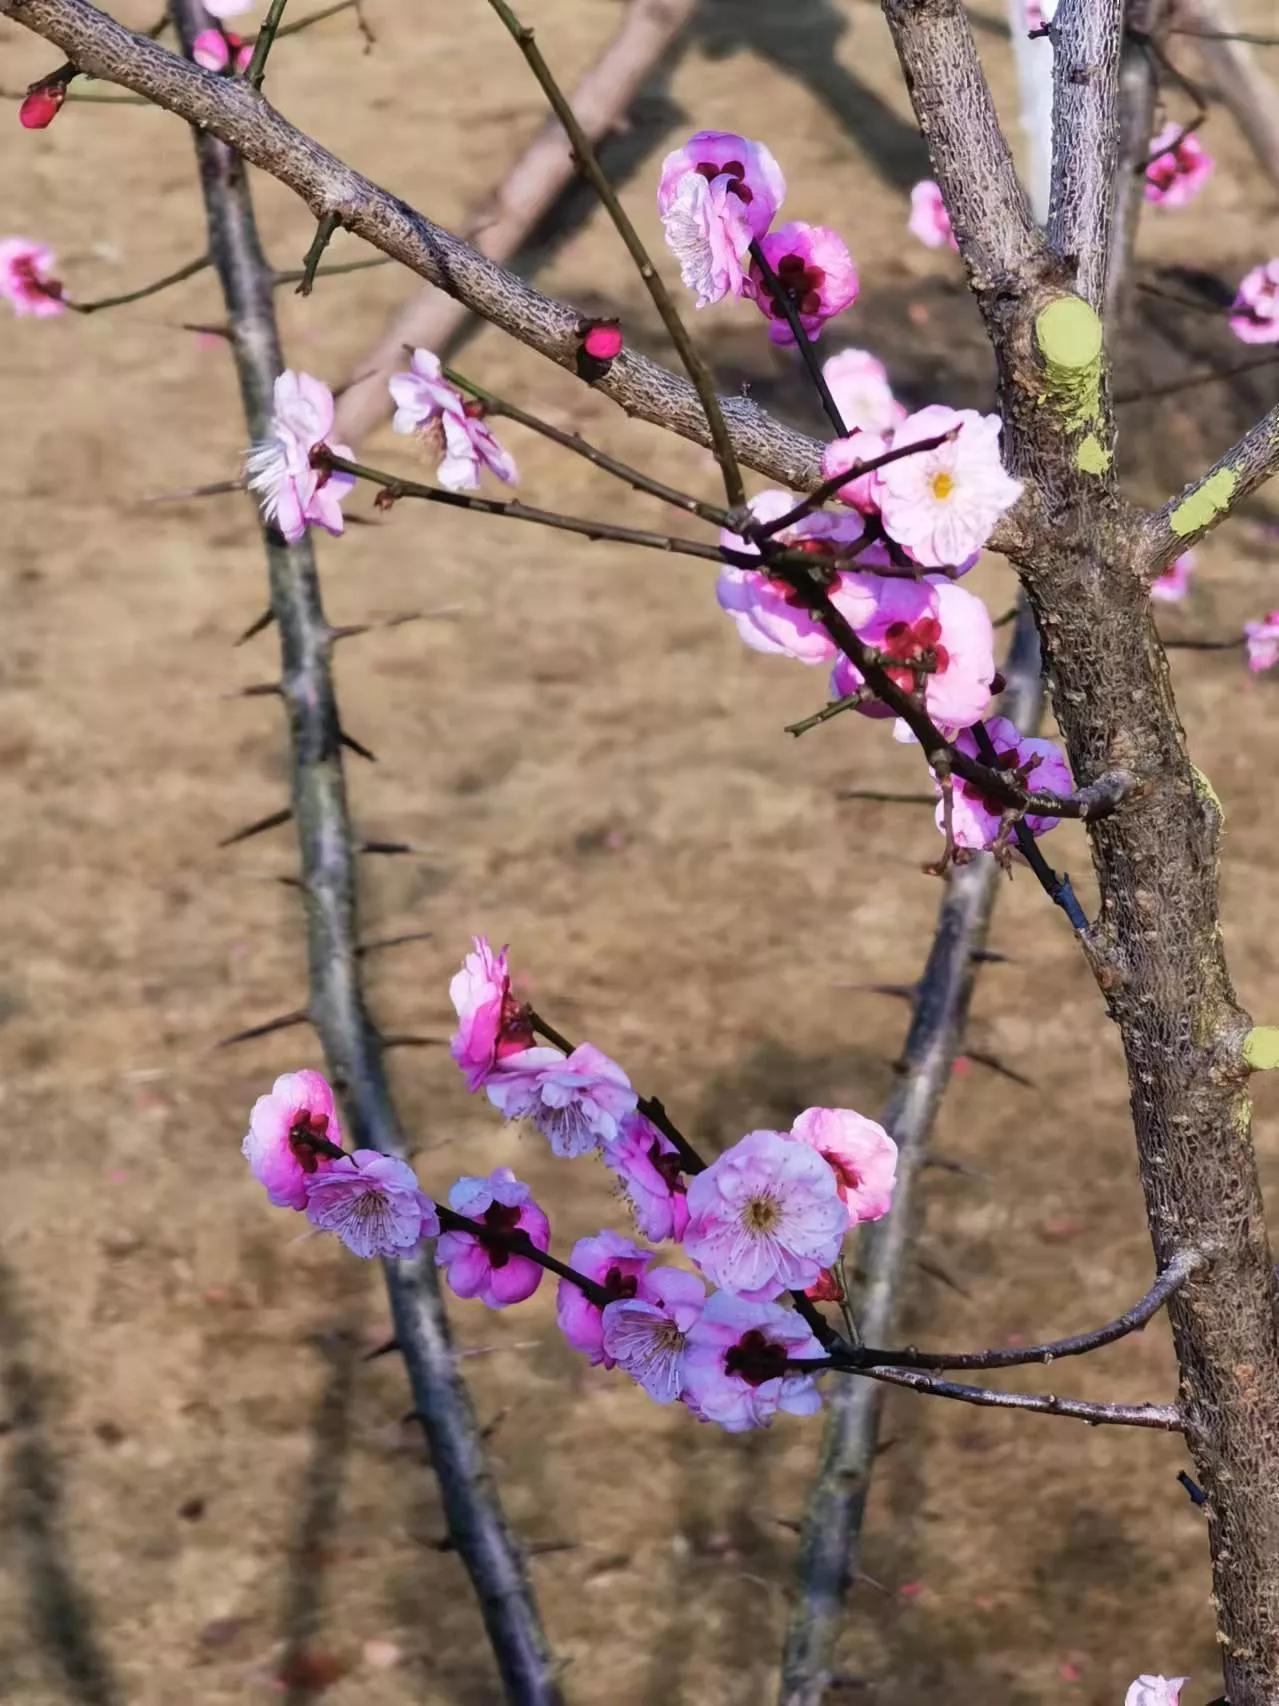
[304,1150,439,1259]
[448,936,535,1092]
[485,1043,637,1157]
[204,0,252,15]
[245,369,354,544]
[1124,1680,1187,1706]
[0,238,65,318]
[682,1292,825,1431]
[602,1113,690,1242]
[602,1266,706,1403]
[935,717,1073,850]
[243,1069,344,1211]
[717,489,878,664]
[1230,258,1279,344]
[192,26,252,70]
[556,1231,654,1366]
[908,181,958,252]
[658,131,785,308]
[749,222,859,344]
[683,1129,847,1301]
[820,430,892,516]
[436,1168,550,1308]
[1145,124,1213,207]
[822,348,906,435]
[1150,550,1195,603]
[1245,610,1279,673]
[789,1107,898,1225]
[874,404,1022,569]
[830,577,996,736]
[389,348,517,492]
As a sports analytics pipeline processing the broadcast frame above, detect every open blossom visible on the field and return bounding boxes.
[682,1293,825,1431]
[684,1129,847,1301]
[436,1168,550,1308]
[246,370,354,544]
[831,577,996,736]
[449,936,534,1092]
[874,404,1022,569]
[603,1113,690,1242]
[658,131,785,309]
[1150,550,1195,603]
[486,1043,637,1157]
[822,348,905,436]
[242,1068,343,1211]
[1245,610,1279,674]
[557,1231,654,1366]
[1230,258,1279,344]
[936,717,1072,850]
[717,489,878,663]
[602,1266,706,1403]
[789,1107,897,1225]
[749,222,859,345]
[0,238,65,318]
[192,26,252,70]
[1145,123,1213,206]
[908,181,958,251]
[1124,1679,1187,1706]
[389,348,517,492]
[304,1151,439,1259]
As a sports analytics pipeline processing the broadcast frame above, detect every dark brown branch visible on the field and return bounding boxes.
[809,1361,1182,1430]
[1144,403,1279,568]
[64,250,209,312]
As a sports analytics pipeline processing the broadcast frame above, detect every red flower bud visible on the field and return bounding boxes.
[583,322,623,361]
[19,82,67,129]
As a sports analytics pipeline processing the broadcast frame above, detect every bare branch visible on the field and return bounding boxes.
[1177,0,1279,189]
[1048,0,1126,309]
[1145,403,1279,567]
[1105,0,1170,323]
[816,1361,1183,1430]
[64,249,209,312]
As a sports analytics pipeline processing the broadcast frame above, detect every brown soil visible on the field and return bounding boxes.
[3,1,1279,1703]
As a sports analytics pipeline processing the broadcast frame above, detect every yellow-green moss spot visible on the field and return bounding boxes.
[1076,433,1111,475]
[1035,297,1104,433]
[1244,1027,1279,1071]
[1170,468,1239,538]
[1190,764,1226,828]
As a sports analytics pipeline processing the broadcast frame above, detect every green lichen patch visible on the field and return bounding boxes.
[1035,297,1104,433]
[1170,468,1239,538]
[1075,433,1111,475]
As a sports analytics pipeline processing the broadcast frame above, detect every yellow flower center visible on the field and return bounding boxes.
[931,471,955,501]
[744,1194,782,1234]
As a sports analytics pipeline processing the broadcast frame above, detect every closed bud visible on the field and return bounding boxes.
[19,82,67,129]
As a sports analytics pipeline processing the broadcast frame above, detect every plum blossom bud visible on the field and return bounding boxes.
[1245,610,1279,674]
[1150,551,1194,603]
[192,27,253,71]
[0,238,65,318]
[1230,259,1279,345]
[576,317,623,382]
[19,82,67,129]
[448,936,535,1092]
[821,348,906,436]
[1145,124,1212,207]
[242,1069,344,1211]
[682,1292,825,1431]
[907,181,958,251]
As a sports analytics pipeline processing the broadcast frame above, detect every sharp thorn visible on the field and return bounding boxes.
[964,1048,1036,1089]
[923,1152,989,1181]
[329,623,371,643]
[379,1034,443,1050]
[360,840,416,856]
[227,682,282,699]
[357,929,434,958]
[401,1409,424,1427]
[363,1337,400,1361]
[971,948,1013,964]
[218,805,293,848]
[276,874,307,891]
[858,981,918,1003]
[915,1255,972,1299]
[235,607,276,646]
[215,1008,308,1048]
[480,1406,508,1441]
[339,728,378,763]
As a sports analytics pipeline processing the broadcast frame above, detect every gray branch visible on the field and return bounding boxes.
[1049,0,1126,310]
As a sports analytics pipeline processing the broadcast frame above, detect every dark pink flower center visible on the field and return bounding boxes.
[823,1149,861,1196]
[288,1111,334,1174]
[764,252,827,319]
[958,744,1021,814]
[880,616,949,693]
[602,1265,639,1303]
[13,256,61,300]
[479,1200,523,1268]
[495,983,535,1059]
[647,1140,687,1195]
[695,157,753,204]
[724,1329,789,1388]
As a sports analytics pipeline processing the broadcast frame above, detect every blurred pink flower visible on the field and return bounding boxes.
[389,348,517,492]
[245,369,354,543]
[937,716,1072,850]
[304,1151,438,1259]
[684,1129,847,1300]
[1124,1679,1187,1706]
[436,1168,550,1308]
[830,577,996,736]
[1145,124,1213,206]
[1150,551,1195,603]
[820,429,892,515]
[602,1113,690,1242]
[875,404,1021,569]
[448,936,535,1092]
[682,1292,825,1430]
[1245,610,1279,673]
[557,1230,654,1366]
[204,0,252,15]
[749,222,859,344]
[1230,258,1279,344]
[0,238,65,318]
[789,1107,897,1225]
[908,181,958,251]
[602,1266,706,1402]
[485,1042,637,1157]
[821,348,906,435]
[242,1068,343,1211]
[192,26,252,70]
[19,83,66,128]
[658,131,785,308]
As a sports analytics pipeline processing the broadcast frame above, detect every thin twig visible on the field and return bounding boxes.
[64,250,209,312]
[294,209,342,296]
[1116,351,1279,404]
[748,430,957,541]
[746,238,847,436]
[244,0,288,86]
[805,1361,1183,1430]
[272,0,357,38]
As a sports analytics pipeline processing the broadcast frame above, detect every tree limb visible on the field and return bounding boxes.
[1144,403,1279,567]
[1049,0,1126,310]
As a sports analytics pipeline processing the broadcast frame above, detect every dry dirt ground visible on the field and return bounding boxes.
[3,0,1279,1702]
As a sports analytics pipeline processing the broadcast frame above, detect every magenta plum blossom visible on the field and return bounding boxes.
[1124,1679,1187,1706]
[822,348,906,435]
[936,717,1073,850]
[304,1150,439,1259]
[830,578,996,736]
[1145,123,1213,207]
[683,1129,847,1301]
[717,490,877,664]
[789,1107,898,1226]
[602,1113,690,1243]
[448,936,535,1092]
[874,404,1022,569]
[485,1042,637,1157]
[436,1168,550,1308]
[245,369,355,544]
[19,84,65,128]
[1230,259,1279,344]
[192,26,252,71]
[907,180,958,252]
[820,429,893,516]
[556,1231,654,1366]
[0,238,65,318]
[389,348,518,493]
[602,1266,706,1403]
[682,1292,825,1431]
[242,1068,344,1211]
[1150,551,1195,604]
[1244,610,1279,674]
[749,222,859,345]
[658,131,785,309]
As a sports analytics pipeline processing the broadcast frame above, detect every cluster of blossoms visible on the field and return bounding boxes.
[243,936,900,1432]
[1230,258,1279,345]
[1144,123,1213,208]
[658,130,858,342]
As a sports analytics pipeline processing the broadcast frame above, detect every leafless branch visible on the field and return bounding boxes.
[1145,403,1279,567]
